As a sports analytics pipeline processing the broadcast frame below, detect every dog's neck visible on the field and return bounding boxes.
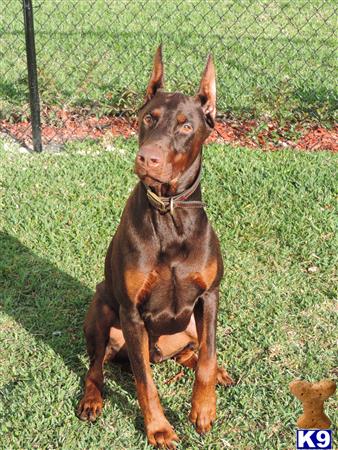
[171,153,202,197]
[133,153,205,238]
[151,152,202,198]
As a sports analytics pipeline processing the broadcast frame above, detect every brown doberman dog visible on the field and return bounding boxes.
[78,46,233,448]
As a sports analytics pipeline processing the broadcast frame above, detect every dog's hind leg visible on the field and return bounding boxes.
[77,282,117,422]
[175,349,234,386]
[158,316,234,386]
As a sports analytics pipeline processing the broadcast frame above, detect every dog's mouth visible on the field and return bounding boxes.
[139,173,170,188]
[134,165,172,187]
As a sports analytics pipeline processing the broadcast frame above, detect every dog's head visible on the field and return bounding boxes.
[135,46,216,193]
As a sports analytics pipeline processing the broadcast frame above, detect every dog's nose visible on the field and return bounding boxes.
[137,146,163,168]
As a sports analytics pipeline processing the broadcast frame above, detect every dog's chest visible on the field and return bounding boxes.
[124,255,217,335]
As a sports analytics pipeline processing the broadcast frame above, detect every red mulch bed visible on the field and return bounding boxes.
[0,109,337,152]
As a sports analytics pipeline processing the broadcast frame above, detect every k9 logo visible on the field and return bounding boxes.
[296,430,332,449]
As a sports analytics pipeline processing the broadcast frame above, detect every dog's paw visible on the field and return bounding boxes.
[77,395,103,422]
[146,417,179,449]
[216,367,235,386]
[189,395,216,434]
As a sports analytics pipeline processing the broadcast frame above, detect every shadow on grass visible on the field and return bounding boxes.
[0,231,91,374]
[0,231,180,433]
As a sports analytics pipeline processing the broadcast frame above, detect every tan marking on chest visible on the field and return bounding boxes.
[124,269,159,304]
[191,260,218,291]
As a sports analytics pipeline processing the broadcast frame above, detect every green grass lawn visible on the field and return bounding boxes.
[0,138,337,449]
[1,0,337,124]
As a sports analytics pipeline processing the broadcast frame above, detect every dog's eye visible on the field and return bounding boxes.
[143,114,153,126]
[181,123,193,132]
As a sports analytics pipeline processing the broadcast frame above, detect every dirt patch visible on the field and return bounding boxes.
[209,121,337,152]
[0,108,337,152]
[296,126,338,151]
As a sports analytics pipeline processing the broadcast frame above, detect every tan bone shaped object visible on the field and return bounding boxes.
[289,379,336,429]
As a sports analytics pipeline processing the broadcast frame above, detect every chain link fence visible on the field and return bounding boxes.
[0,0,337,150]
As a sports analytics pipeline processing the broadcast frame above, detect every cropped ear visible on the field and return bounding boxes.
[197,54,216,127]
[146,45,164,100]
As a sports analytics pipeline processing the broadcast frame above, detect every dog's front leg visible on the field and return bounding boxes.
[189,287,218,434]
[120,305,179,448]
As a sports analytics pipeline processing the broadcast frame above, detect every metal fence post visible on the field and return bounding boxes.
[22,0,42,152]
